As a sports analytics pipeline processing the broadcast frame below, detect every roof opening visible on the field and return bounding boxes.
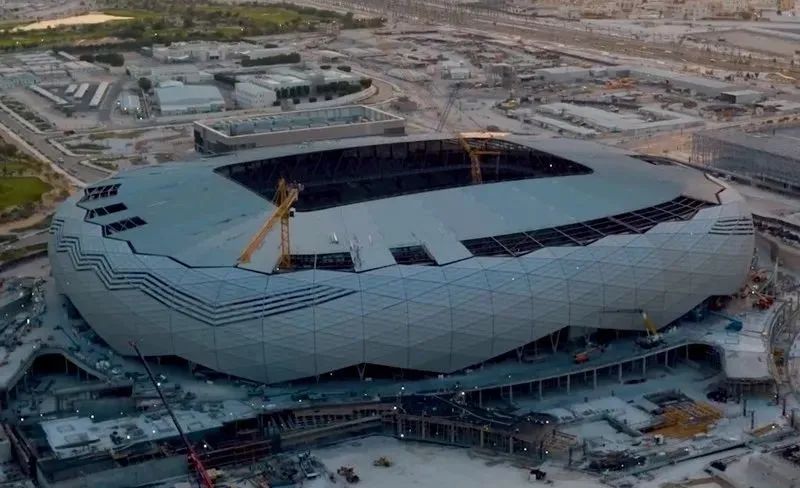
[215,138,592,211]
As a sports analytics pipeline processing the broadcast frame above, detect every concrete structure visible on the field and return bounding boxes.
[193,105,405,153]
[130,64,214,85]
[441,61,471,80]
[620,66,735,97]
[533,66,595,83]
[243,47,296,60]
[29,85,68,106]
[720,89,765,105]
[0,69,36,89]
[244,73,311,95]
[317,49,346,62]
[154,84,225,115]
[537,103,703,135]
[151,41,260,63]
[88,81,109,108]
[234,82,277,109]
[693,126,800,193]
[50,134,753,384]
[531,65,742,98]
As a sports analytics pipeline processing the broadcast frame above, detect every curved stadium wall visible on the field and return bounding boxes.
[49,136,755,384]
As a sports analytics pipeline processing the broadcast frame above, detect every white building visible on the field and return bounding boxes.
[130,65,214,84]
[234,82,277,109]
[0,68,36,89]
[242,47,296,60]
[151,41,259,63]
[154,84,225,116]
[246,73,311,93]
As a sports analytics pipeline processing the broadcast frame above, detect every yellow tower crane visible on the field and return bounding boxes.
[436,83,501,185]
[458,134,501,185]
[238,178,300,270]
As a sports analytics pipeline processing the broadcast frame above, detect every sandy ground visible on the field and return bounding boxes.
[14,13,132,31]
[311,436,599,488]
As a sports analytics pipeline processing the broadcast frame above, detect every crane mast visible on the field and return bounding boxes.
[238,178,300,270]
[129,342,214,488]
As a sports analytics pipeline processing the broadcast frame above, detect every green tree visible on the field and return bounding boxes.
[138,77,152,92]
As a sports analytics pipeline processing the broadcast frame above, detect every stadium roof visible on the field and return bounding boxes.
[64,135,722,274]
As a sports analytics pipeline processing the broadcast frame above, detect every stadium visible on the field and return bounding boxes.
[49,134,754,385]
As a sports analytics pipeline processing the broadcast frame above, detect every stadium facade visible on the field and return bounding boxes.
[49,135,754,384]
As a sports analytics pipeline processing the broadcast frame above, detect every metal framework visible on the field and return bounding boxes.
[80,184,121,202]
[462,196,712,257]
[238,178,299,267]
[693,131,800,193]
[102,216,147,237]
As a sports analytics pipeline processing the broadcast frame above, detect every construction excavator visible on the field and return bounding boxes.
[238,178,301,271]
[601,309,665,349]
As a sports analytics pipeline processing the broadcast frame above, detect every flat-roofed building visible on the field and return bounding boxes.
[234,82,277,109]
[193,105,405,154]
[154,84,225,116]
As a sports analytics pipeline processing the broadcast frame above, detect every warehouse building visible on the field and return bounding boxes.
[151,41,260,62]
[129,64,214,85]
[234,82,277,109]
[193,105,405,154]
[154,84,225,116]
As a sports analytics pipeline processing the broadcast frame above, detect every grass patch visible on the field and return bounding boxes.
[93,161,118,171]
[0,161,30,175]
[0,242,48,264]
[101,8,164,21]
[68,142,107,151]
[0,2,384,50]
[0,177,52,210]
[88,129,149,140]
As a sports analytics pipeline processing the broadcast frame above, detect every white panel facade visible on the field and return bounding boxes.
[49,192,753,384]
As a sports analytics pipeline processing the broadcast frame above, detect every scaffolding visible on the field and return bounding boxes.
[692,128,800,194]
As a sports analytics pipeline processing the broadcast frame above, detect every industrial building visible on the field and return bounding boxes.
[693,125,800,193]
[720,89,765,105]
[530,65,753,99]
[49,134,753,385]
[116,94,141,116]
[150,41,260,63]
[193,105,405,153]
[239,67,363,96]
[129,64,214,85]
[0,68,36,89]
[153,84,225,116]
[243,72,311,95]
[233,81,277,109]
[536,103,703,136]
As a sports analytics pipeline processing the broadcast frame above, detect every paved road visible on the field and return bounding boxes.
[98,81,123,123]
[0,108,107,184]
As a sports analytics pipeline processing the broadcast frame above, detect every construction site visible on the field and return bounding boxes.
[1,251,799,488]
[4,1,800,488]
